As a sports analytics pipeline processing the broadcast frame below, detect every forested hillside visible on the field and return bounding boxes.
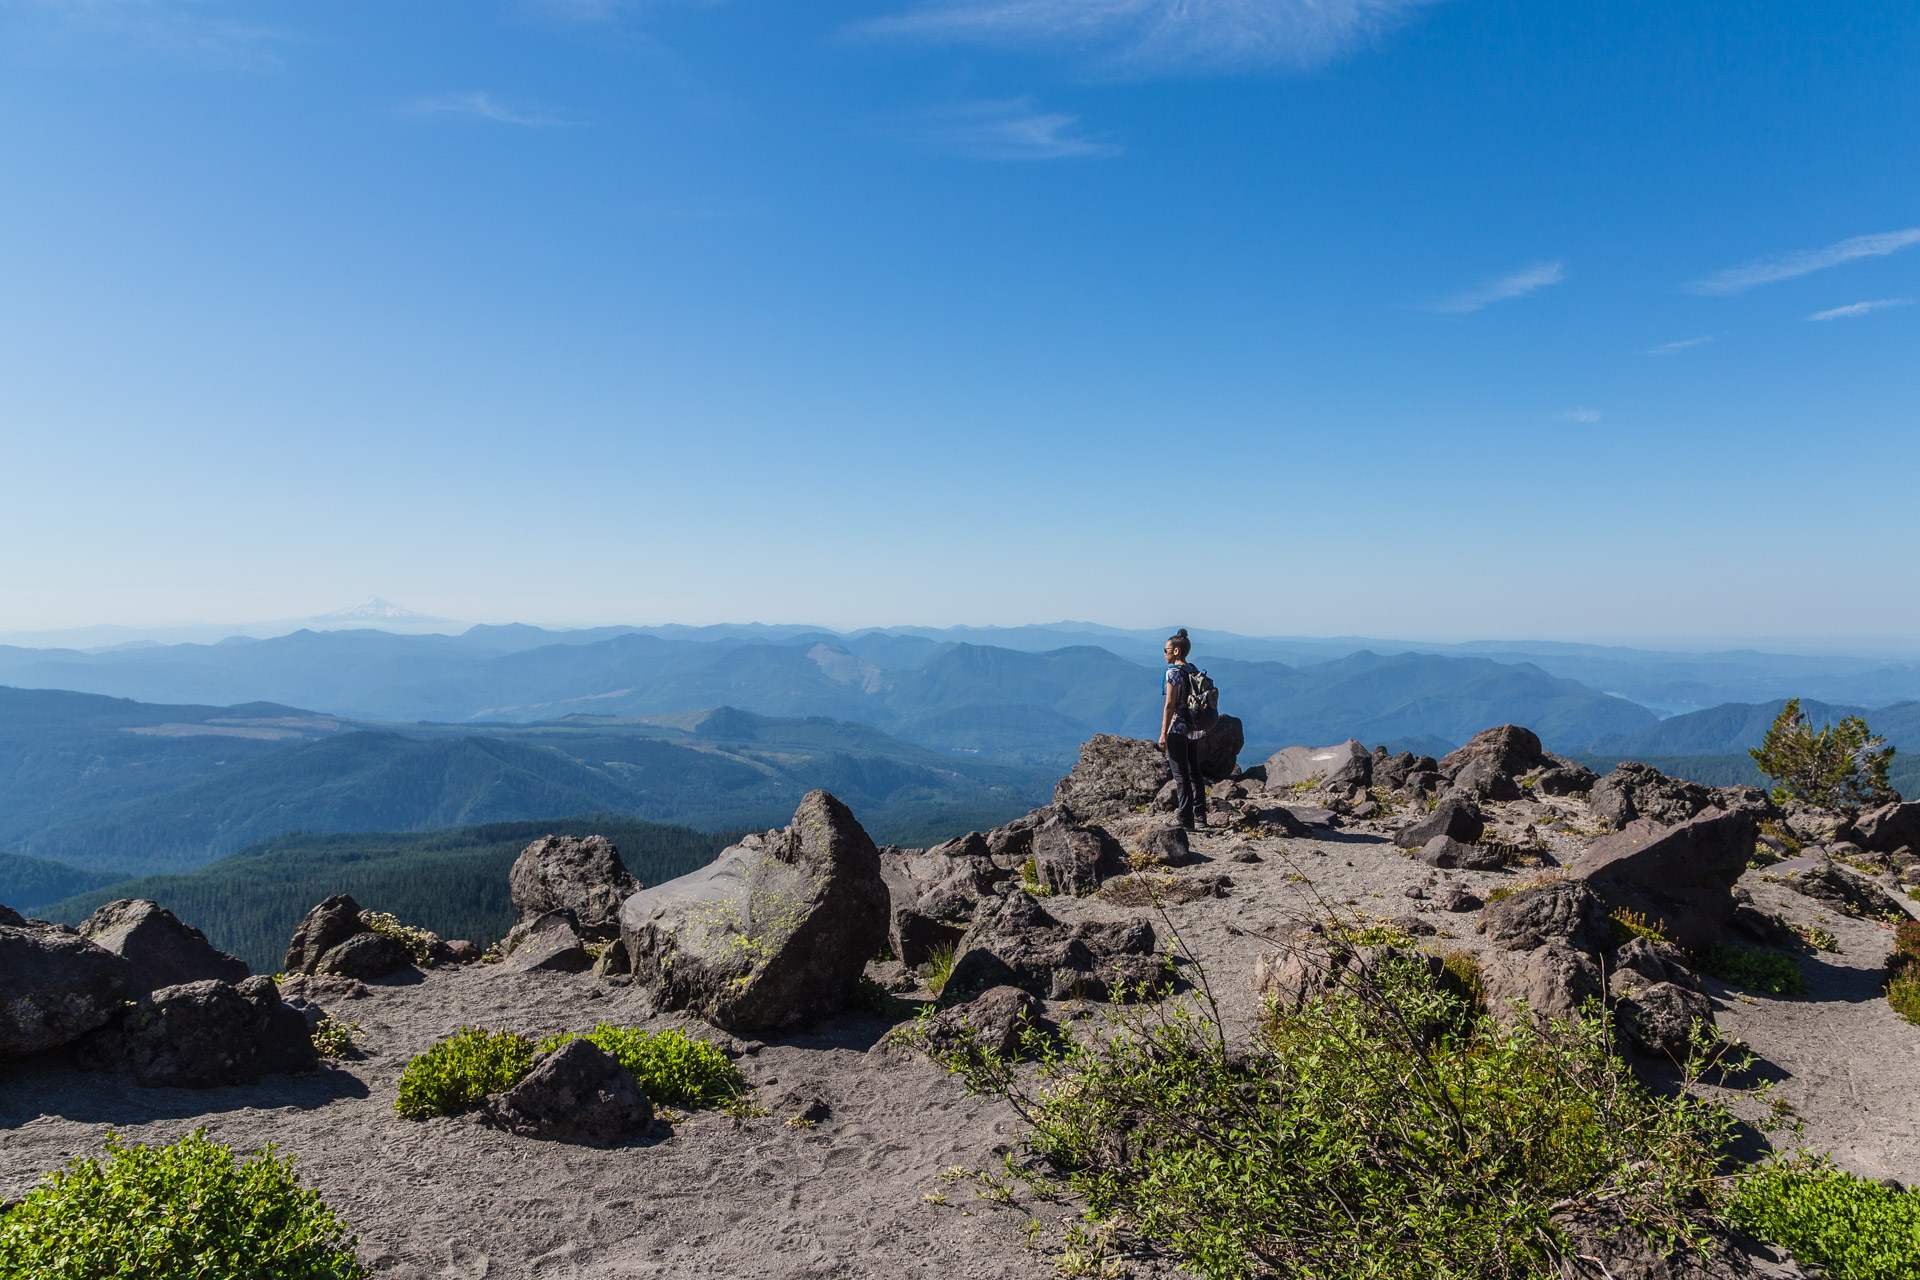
[37,815,738,974]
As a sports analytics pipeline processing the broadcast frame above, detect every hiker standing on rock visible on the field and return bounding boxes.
[1159,628,1206,831]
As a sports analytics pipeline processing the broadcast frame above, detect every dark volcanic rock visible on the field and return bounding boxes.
[500,910,592,973]
[1262,739,1372,790]
[1588,762,1715,829]
[1609,936,1702,992]
[1417,835,1505,871]
[1440,724,1547,781]
[1194,715,1244,781]
[80,976,317,1087]
[1772,856,1909,923]
[1570,809,1756,951]
[1029,816,1120,896]
[0,918,135,1058]
[1446,757,1523,803]
[946,891,1160,1003]
[1615,982,1714,1058]
[1393,796,1485,850]
[913,985,1051,1061]
[1856,801,1920,855]
[508,834,640,940]
[620,791,890,1032]
[1102,816,1192,867]
[315,930,414,980]
[1254,941,1470,1027]
[1052,735,1171,822]
[1478,945,1603,1029]
[1481,880,1608,953]
[80,898,248,994]
[1534,764,1598,796]
[479,1039,652,1146]
[285,895,369,975]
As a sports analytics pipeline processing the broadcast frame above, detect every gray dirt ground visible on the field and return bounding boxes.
[4,793,1918,1275]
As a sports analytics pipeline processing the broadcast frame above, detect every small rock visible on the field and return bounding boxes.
[315,931,413,981]
[501,911,591,974]
[479,1039,652,1146]
[1438,886,1482,913]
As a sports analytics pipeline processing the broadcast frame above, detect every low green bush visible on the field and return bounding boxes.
[924,941,959,996]
[924,953,1734,1280]
[1886,922,1920,1026]
[0,1130,364,1279]
[1700,943,1807,997]
[1608,908,1669,947]
[535,1024,745,1109]
[394,1026,533,1119]
[1731,1158,1920,1280]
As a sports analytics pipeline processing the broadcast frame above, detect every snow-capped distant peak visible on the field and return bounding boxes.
[321,597,419,620]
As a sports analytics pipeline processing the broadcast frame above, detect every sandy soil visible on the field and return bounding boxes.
[4,797,1916,1276]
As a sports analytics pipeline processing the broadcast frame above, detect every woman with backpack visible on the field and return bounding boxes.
[1159,628,1207,831]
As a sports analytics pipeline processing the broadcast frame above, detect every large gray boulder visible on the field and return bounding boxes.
[314,930,413,981]
[1028,816,1120,896]
[78,976,317,1087]
[1855,801,1920,855]
[479,1039,652,1146]
[508,835,639,940]
[80,899,247,994]
[1262,739,1372,791]
[944,890,1160,1003]
[1478,945,1603,1029]
[284,895,369,975]
[879,846,996,969]
[1588,763,1715,829]
[1193,715,1244,781]
[1052,736,1172,822]
[500,909,593,973]
[1772,856,1910,923]
[1480,880,1608,953]
[1393,796,1485,849]
[1439,725,1547,781]
[912,985,1051,1062]
[1569,809,1756,951]
[0,915,135,1058]
[619,791,889,1031]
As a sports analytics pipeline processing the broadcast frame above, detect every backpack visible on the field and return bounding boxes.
[1176,663,1220,731]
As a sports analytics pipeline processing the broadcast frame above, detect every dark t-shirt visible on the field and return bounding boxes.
[1164,664,1199,737]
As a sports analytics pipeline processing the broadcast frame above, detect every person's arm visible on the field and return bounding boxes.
[1159,672,1177,750]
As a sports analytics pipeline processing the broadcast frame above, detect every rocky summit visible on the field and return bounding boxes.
[2,725,1915,1278]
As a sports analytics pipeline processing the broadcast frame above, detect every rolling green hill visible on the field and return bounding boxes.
[36,815,740,975]
[0,851,118,911]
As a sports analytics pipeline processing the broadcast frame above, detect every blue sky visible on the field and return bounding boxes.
[1,0,1915,643]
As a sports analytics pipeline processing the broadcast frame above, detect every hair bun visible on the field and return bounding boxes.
[1175,628,1188,638]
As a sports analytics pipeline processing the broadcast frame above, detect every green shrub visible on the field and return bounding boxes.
[359,910,439,967]
[394,1026,533,1119]
[924,953,1733,1280]
[1731,1158,1920,1280]
[1750,698,1897,813]
[1700,944,1807,997]
[1608,908,1670,947]
[1793,924,1839,953]
[1018,857,1053,897]
[924,941,959,996]
[535,1024,745,1109]
[0,1130,364,1280]
[311,1016,361,1058]
[1886,923,1920,1025]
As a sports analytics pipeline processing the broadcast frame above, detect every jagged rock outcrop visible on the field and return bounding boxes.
[479,1039,652,1145]
[1262,739,1371,791]
[1569,809,1755,951]
[0,913,135,1058]
[79,898,248,994]
[1101,815,1192,867]
[880,841,1003,968]
[944,890,1160,1002]
[315,930,413,980]
[1535,763,1598,796]
[1418,834,1504,870]
[1606,939,1714,1057]
[286,895,369,974]
[1052,735,1172,821]
[1440,724,1548,781]
[1855,800,1920,855]
[508,835,639,940]
[1393,796,1485,849]
[1771,855,1909,923]
[1194,715,1244,781]
[78,976,317,1087]
[1587,763,1766,828]
[619,791,889,1031]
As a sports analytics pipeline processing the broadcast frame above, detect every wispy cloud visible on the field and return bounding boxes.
[5,0,287,69]
[1645,335,1713,356]
[1808,297,1913,322]
[855,0,1443,74]
[1688,227,1920,295]
[1425,261,1564,315]
[909,98,1120,161]
[1561,408,1602,424]
[409,92,566,127]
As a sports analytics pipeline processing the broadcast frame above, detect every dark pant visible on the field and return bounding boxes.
[1166,732,1201,829]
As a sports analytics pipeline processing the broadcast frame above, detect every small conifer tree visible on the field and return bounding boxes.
[1749,698,1895,813]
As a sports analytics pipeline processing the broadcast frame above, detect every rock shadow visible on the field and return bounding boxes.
[0,1057,370,1131]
